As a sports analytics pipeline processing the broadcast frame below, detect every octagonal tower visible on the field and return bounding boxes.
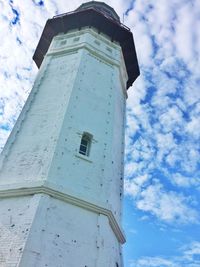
[0,2,139,267]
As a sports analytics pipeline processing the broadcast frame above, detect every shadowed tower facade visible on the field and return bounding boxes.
[0,2,139,266]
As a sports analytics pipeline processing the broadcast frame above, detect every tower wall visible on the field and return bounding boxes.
[46,28,127,221]
[0,28,127,266]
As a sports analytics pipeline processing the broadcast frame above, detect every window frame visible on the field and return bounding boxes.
[79,132,92,157]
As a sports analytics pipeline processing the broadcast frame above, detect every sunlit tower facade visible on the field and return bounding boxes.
[0,2,139,266]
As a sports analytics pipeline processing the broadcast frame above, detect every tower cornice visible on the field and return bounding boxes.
[0,182,126,244]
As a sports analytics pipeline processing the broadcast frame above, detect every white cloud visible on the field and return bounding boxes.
[125,181,199,224]
[131,256,179,267]
[124,174,149,197]
[182,241,200,261]
[158,105,183,133]
[186,117,200,140]
[131,241,200,267]
[173,2,196,66]
[172,173,200,188]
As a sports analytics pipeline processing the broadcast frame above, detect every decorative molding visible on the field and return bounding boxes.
[75,153,93,163]
[47,42,118,69]
[54,27,120,50]
[0,184,126,244]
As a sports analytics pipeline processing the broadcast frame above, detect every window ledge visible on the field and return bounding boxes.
[75,153,93,163]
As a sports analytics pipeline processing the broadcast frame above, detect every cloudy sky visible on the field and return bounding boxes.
[0,0,200,266]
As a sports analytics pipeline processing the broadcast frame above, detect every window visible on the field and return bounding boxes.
[106,47,112,53]
[94,40,101,46]
[60,40,67,46]
[73,37,80,42]
[79,133,92,156]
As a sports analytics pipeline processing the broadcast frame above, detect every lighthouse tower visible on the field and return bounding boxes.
[0,2,139,267]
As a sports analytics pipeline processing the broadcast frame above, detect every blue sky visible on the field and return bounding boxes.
[0,0,200,266]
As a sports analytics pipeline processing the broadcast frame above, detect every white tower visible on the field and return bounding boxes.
[0,2,139,267]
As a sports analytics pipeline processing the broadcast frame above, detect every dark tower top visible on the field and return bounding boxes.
[33,1,140,89]
[76,1,120,22]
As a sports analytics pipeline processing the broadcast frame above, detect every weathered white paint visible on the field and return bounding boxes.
[0,28,127,267]
[0,195,41,267]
